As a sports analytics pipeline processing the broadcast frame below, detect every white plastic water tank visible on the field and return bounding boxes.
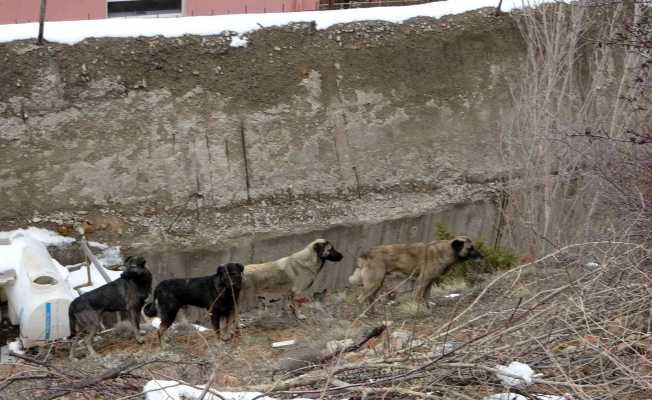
[1,233,76,347]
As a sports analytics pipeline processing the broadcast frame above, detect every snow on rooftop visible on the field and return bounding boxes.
[0,1,566,45]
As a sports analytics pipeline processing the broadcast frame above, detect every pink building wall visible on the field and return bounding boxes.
[0,0,320,25]
[0,0,106,24]
[185,0,319,16]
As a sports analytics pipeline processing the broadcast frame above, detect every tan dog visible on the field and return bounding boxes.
[81,213,128,236]
[241,239,343,319]
[349,236,482,307]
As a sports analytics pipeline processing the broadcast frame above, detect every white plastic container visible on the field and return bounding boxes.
[1,233,76,347]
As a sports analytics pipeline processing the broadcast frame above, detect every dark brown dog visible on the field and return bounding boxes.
[349,237,482,307]
[68,255,152,358]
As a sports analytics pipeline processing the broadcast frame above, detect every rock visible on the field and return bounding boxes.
[325,338,354,354]
[275,345,323,374]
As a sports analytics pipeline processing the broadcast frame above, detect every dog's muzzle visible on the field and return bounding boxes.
[325,250,343,262]
[469,248,483,260]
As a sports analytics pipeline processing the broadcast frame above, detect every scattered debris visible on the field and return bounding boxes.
[495,361,541,387]
[325,338,354,354]
[445,293,461,298]
[389,329,424,350]
[271,339,296,348]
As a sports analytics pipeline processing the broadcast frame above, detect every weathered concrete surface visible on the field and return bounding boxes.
[0,9,521,283]
[144,200,498,291]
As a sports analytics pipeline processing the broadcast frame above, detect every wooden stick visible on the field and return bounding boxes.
[80,236,112,284]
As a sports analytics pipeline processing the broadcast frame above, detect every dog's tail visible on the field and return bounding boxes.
[348,268,362,286]
[68,309,77,339]
[143,300,157,318]
[349,253,372,286]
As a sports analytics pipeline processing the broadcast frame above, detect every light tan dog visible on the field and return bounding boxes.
[241,239,343,319]
[349,236,482,307]
[81,213,128,236]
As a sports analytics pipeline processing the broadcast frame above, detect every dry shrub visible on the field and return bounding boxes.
[498,0,651,256]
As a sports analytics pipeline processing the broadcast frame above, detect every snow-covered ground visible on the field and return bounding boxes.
[0,227,123,293]
[483,394,569,400]
[150,317,210,333]
[144,380,311,400]
[0,1,568,45]
[0,227,75,248]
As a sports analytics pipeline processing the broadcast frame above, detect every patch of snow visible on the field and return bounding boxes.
[88,241,109,250]
[0,1,571,45]
[271,339,296,348]
[148,317,209,333]
[230,35,248,48]
[0,229,121,296]
[144,380,311,400]
[0,227,75,248]
[495,361,541,387]
[431,340,458,355]
[66,262,122,294]
[97,245,123,268]
[483,394,569,400]
[445,293,461,298]
[584,261,600,269]
[7,340,25,355]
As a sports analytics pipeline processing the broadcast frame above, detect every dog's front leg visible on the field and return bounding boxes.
[218,315,234,341]
[85,326,99,358]
[210,309,221,336]
[69,338,77,360]
[288,296,306,320]
[130,309,144,344]
[158,322,171,348]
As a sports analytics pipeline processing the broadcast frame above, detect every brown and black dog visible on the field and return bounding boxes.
[349,236,482,308]
[143,263,244,343]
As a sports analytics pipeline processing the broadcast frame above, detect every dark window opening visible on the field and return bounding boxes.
[108,0,182,18]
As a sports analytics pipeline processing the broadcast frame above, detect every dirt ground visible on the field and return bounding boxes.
[4,245,652,400]
[0,260,594,400]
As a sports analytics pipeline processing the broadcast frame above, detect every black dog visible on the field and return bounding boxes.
[68,255,152,358]
[143,263,244,343]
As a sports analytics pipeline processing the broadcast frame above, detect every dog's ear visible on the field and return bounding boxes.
[313,241,326,257]
[133,255,147,268]
[451,239,466,255]
[234,263,244,272]
[216,264,227,276]
[121,266,145,280]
